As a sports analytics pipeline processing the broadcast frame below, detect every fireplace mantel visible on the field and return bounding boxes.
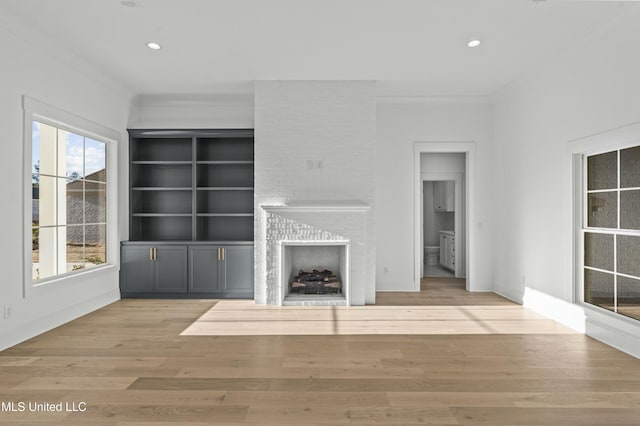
[261,200,370,213]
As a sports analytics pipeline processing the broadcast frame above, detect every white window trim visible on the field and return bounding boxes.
[22,96,119,297]
[570,121,640,323]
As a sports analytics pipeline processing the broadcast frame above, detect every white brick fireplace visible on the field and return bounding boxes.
[261,201,369,306]
[254,81,377,306]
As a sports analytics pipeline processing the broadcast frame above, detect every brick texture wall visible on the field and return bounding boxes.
[254,81,376,305]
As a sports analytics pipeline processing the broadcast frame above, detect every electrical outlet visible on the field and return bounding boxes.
[3,305,12,320]
[384,267,389,274]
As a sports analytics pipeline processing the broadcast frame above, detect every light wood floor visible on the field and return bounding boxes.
[1,278,640,425]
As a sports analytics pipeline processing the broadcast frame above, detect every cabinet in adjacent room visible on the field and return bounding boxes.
[439,233,456,272]
[433,181,455,212]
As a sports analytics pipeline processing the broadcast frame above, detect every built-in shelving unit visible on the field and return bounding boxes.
[127,130,255,242]
[122,129,255,298]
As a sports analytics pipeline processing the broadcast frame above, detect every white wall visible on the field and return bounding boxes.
[420,152,466,174]
[376,101,493,291]
[254,81,377,305]
[493,9,640,302]
[0,14,132,350]
[492,10,640,356]
[128,94,254,129]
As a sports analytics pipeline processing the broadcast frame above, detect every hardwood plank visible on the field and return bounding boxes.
[67,404,248,423]
[176,366,424,379]
[452,407,640,425]
[386,391,640,409]
[128,377,271,391]
[0,278,639,425]
[12,377,137,391]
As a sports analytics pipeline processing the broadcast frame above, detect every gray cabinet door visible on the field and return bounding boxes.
[221,245,254,293]
[189,245,221,293]
[121,245,154,292]
[155,246,188,293]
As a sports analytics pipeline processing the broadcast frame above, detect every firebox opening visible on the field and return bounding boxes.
[282,243,348,305]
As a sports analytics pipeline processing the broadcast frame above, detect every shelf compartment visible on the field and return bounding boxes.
[196,163,254,188]
[132,161,193,165]
[196,213,253,217]
[197,137,254,162]
[131,164,192,188]
[131,137,193,162]
[132,213,192,217]
[131,189,192,214]
[197,190,253,214]
[196,216,253,241]
[197,187,253,191]
[196,161,254,165]
[131,216,192,241]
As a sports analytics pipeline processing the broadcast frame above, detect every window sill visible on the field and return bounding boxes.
[28,264,118,296]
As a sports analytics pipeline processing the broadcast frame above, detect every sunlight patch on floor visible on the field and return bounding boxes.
[180,300,577,336]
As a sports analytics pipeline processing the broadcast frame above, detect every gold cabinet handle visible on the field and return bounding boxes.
[221,247,225,261]
[149,247,153,260]
[217,248,220,261]
[154,247,157,260]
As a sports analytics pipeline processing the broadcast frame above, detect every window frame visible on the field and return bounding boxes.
[22,96,119,297]
[572,126,640,323]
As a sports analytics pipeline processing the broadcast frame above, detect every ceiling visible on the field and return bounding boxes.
[0,0,636,97]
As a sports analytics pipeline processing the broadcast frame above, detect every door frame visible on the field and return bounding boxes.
[420,173,463,278]
[413,142,476,291]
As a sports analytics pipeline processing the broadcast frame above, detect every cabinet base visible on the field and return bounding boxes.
[120,292,253,299]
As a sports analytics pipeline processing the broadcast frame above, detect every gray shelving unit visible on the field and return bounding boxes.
[122,129,254,298]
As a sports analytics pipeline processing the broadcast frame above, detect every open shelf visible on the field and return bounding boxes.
[131,189,192,215]
[196,161,254,165]
[196,216,254,241]
[131,163,192,188]
[131,216,193,241]
[197,190,253,214]
[131,137,193,162]
[197,137,253,162]
[132,161,193,165]
[132,187,192,191]
[196,187,253,191]
[196,213,253,217]
[197,163,254,188]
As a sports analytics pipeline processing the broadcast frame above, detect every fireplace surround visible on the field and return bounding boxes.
[260,200,369,306]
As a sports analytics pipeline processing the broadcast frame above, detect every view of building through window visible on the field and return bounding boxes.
[31,121,107,281]
[584,145,640,321]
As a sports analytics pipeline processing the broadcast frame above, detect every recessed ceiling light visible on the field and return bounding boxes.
[146,42,161,50]
[467,39,481,48]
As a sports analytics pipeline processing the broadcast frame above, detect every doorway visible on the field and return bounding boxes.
[414,143,475,291]
[423,179,457,278]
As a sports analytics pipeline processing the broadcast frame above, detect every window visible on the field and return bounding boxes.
[24,96,117,290]
[583,145,640,321]
[31,121,107,281]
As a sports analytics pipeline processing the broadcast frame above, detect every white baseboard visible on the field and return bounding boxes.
[0,289,120,352]
[493,288,523,305]
[519,287,640,359]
